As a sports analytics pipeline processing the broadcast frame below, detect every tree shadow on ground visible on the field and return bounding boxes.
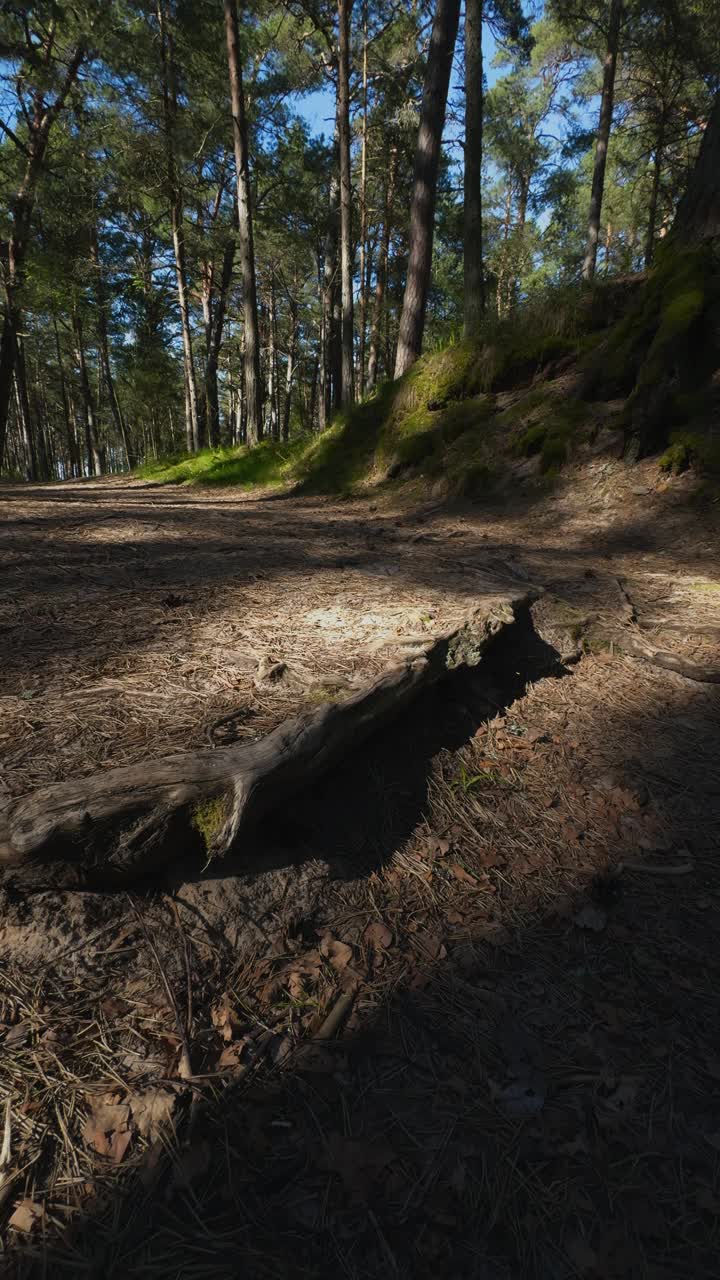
[6,619,720,1280]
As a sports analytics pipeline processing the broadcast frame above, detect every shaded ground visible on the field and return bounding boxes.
[1,454,719,1277]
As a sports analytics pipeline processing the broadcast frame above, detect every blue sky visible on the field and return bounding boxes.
[294,23,505,146]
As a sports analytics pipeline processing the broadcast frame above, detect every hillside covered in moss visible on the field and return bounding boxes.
[138,245,720,501]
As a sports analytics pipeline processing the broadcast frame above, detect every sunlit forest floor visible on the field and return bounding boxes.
[1,452,720,1276]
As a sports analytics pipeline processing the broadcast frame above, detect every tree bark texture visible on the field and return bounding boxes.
[337,0,355,406]
[582,0,622,281]
[463,0,484,336]
[394,0,461,377]
[158,0,200,452]
[0,592,533,885]
[673,91,720,244]
[367,142,397,391]
[225,0,263,444]
[0,43,85,467]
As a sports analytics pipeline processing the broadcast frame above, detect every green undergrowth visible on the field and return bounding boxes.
[659,429,720,476]
[133,258,720,500]
[136,437,308,488]
[584,244,720,451]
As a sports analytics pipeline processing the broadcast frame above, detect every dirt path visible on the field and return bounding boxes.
[1,465,720,1276]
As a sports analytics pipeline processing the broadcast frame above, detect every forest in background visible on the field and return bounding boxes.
[0,0,718,482]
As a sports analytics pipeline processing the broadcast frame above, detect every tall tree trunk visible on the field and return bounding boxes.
[52,311,80,477]
[265,287,278,440]
[644,120,665,268]
[308,354,319,429]
[157,0,200,451]
[463,0,484,336]
[394,0,461,377]
[337,0,355,406]
[0,43,85,468]
[319,118,340,431]
[0,314,18,468]
[224,0,263,445]
[357,3,369,399]
[13,354,37,482]
[91,228,131,468]
[604,221,613,275]
[673,91,720,243]
[282,310,298,441]
[73,310,102,477]
[582,0,622,281]
[496,182,513,317]
[204,232,235,446]
[367,142,397,391]
[511,177,530,308]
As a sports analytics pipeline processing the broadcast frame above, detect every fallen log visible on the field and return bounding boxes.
[0,591,535,885]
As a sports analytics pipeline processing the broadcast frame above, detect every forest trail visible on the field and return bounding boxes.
[2,461,718,800]
[1,466,720,1276]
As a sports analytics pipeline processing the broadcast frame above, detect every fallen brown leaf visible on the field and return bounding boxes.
[319,935,353,972]
[128,1087,176,1140]
[449,863,479,886]
[108,1129,133,1164]
[3,1021,31,1048]
[363,921,393,950]
[9,1199,44,1233]
[211,992,243,1043]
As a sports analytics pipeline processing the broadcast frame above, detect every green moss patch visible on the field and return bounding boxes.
[191,795,229,850]
[659,430,720,476]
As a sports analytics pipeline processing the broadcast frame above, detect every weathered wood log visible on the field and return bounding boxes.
[0,591,535,885]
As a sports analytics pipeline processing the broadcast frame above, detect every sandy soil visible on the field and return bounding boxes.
[1,455,719,1277]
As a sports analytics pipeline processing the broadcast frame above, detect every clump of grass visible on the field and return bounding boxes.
[659,430,720,475]
[136,437,309,489]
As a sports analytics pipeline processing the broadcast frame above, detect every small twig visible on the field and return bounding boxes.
[314,986,357,1040]
[0,1096,11,1168]
[166,896,193,1039]
[205,704,254,746]
[611,575,720,683]
[613,575,637,624]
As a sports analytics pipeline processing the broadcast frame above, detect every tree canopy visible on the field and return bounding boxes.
[0,0,717,478]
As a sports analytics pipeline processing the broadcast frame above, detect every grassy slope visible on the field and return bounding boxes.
[138,250,720,499]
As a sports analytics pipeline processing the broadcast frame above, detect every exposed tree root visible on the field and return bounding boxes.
[0,590,536,886]
[531,586,720,686]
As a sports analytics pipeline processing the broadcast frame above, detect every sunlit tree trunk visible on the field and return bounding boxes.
[13,358,37,481]
[0,42,85,468]
[463,0,484,336]
[357,4,369,399]
[90,227,131,468]
[394,0,461,377]
[73,310,102,477]
[52,310,80,477]
[337,0,355,406]
[644,121,665,268]
[367,142,397,391]
[319,117,340,431]
[282,302,298,441]
[205,233,235,446]
[225,0,263,444]
[157,0,200,452]
[582,0,622,281]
